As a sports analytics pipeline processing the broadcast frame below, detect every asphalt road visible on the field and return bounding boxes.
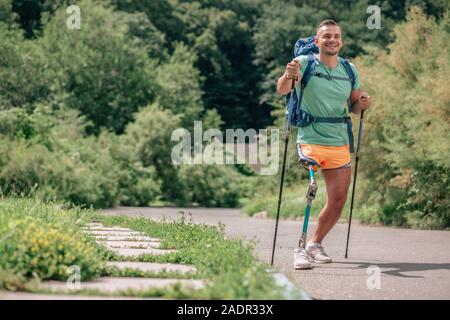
[101,207,450,300]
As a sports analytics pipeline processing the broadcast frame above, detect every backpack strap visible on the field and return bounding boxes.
[295,53,317,118]
[300,53,318,89]
[338,57,355,89]
[339,57,356,153]
[338,57,356,113]
[311,72,352,82]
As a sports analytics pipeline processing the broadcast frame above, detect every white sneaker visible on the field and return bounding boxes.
[293,248,312,270]
[306,242,332,263]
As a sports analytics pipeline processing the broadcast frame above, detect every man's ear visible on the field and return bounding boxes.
[314,36,318,45]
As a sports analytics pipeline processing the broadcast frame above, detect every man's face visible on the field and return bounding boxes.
[315,25,342,56]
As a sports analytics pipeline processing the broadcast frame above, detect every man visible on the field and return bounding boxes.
[276,20,372,270]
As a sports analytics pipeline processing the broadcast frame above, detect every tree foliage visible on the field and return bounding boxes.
[355,7,449,228]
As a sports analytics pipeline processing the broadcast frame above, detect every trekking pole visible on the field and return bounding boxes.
[270,123,290,266]
[344,109,365,259]
[271,78,297,266]
[299,164,318,248]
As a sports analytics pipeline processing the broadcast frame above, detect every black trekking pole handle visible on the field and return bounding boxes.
[291,78,297,90]
[345,109,364,259]
[356,110,365,159]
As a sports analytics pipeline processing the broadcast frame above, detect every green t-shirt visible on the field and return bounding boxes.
[295,55,360,146]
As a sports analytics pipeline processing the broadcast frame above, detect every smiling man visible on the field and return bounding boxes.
[276,20,372,270]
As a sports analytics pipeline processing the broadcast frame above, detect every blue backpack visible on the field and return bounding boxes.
[285,35,356,153]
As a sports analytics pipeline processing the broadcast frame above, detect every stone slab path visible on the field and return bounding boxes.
[84,230,142,236]
[98,240,161,248]
[0,291,155,300]
[40,277,205,293]
[108,247,177,257]
[34,222,204,298]
[94,235,161,242]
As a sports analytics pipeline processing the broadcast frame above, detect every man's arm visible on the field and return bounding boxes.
[277,60,302,96]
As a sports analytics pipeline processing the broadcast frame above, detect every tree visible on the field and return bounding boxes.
[38,0,159,134]
[155,42,205,129]
[110,0,186,50]
[0,0,17,26]
[356,7,449,228]
[0,23,50,109]
[10,0,69,38]
[252,1,327,113]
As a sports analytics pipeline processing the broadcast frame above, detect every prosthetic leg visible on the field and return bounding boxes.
[298,164,318,248]
[292,147,320,270]
[298,158,319,249]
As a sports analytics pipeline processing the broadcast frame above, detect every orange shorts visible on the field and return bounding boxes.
[297,143,351,171]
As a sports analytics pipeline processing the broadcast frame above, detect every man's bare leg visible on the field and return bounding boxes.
[310,167,351,243]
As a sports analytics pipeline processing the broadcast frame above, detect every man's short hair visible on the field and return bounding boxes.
[316,20,341,33]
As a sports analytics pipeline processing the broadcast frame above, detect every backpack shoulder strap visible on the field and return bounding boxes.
[338,57,355,90]
[293,54,317,118]
[338,57,356,114]
[300,53,317,89]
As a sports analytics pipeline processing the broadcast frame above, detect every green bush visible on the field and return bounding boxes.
[0,134,121,208]
[109,134,161,206]
[123,103,188,204]
[0,198,105,290]
[0,108,35,139]
[178,163,243,207]
[0,106,161,208]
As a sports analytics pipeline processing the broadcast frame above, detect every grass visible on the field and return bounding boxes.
[101,266,199,280]
[29,284,202,300]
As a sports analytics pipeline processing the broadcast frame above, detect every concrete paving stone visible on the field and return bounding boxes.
[40,277,205,293]
[83,230,143,236]
[0,291,159,300]
[94,235,161,242]
[97,240,161,249]
[82,227,134,232]
[110,247,177,257]
[105,261,197,273]
[86,222,103,228]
